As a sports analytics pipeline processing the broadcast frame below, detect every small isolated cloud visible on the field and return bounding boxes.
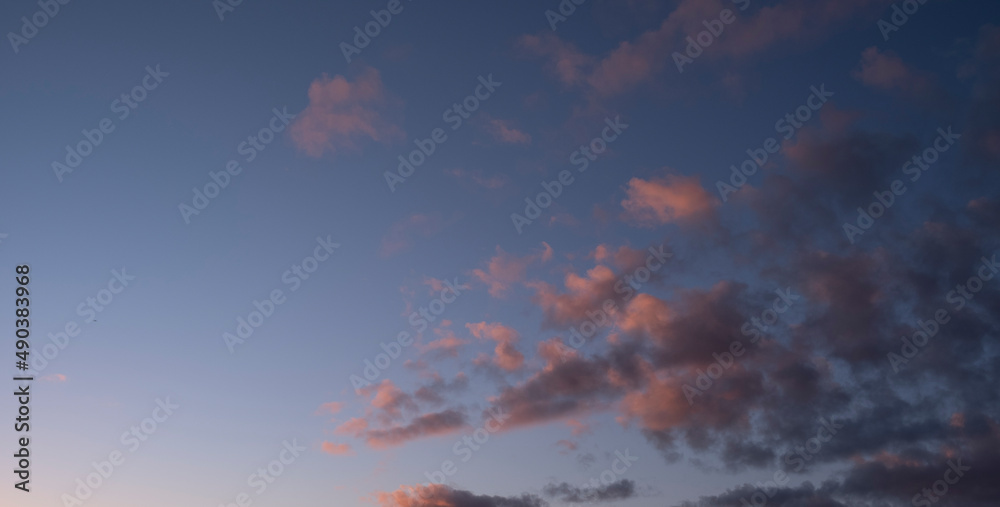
[555,439,578,454]
[853,47,947,104]
[42,374,67,383]
[621,174,715,225]
[379,213,447,257]
[321,442,353,455]
[316,401,344,415]
[291,67,404,157]
[567,419,591,436]
[482,115,532,144]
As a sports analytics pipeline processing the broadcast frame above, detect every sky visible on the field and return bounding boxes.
[1,0,999,506]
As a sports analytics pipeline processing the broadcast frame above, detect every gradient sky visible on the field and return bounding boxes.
[2,1,1000,506]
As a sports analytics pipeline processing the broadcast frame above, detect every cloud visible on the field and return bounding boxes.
[41,374,67,383]
[521,0,894,98]
[471,244,552,298]
[482,115,532,144]
[621,174,716,226]
[466,322,525,371]
[379,213,447,257]
[420,329,469,358]
[543,480,636,503]
[374,484,547,507]
[364,409,468,449]
[334,417,368,437]
[291,67,404,157]
[853,47,947,105]
[316,401,343,416]
[320,442,353,455]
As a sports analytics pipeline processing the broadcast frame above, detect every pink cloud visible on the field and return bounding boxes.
[316,401,344,416]
[471,244,553,298]
[621,174,715,225]
[334,417,369,437]
[466,322,525,371]
[41,374,67,383]
[421,329,469,358]
[321,442,354,455]
[291,67,404,157]
[567,419,592,436]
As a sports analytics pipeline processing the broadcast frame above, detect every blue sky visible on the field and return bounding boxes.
[2,1,1000,506]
